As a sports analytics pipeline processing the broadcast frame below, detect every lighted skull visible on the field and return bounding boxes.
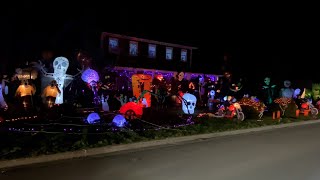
[53,57,69,75]
[182,93,197,114]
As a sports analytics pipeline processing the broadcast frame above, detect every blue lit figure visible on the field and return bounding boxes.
[87,112,100,124]
[112,115,127,127]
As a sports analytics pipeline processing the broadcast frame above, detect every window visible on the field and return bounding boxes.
[166,47,173,60]
[148,44,156,58]
[181,49,187,62]
[108,37,119,53]
[129,41,138,56]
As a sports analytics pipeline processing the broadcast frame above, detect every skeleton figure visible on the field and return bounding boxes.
[37,57,81,104]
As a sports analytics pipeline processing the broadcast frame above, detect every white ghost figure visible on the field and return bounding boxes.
[101,95,109,112]
[35,57,82,105]
[182,93,197,114]
[293,88,301,99]
[0,83,8,110]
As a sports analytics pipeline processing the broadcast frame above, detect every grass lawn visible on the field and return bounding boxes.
[0,113,319,161]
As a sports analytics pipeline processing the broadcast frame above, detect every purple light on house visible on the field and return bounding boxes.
[206,75,216,82]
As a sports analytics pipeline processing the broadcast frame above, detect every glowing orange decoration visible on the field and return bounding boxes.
[16,84,36,97]
[131,74,152,107]
[119,102,143,120]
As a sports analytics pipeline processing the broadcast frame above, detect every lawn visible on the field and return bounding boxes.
[0,112,318,161]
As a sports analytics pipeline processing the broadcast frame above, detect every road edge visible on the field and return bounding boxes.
[1,119,320,169]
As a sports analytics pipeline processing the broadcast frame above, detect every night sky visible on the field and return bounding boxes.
[1,3,319,82]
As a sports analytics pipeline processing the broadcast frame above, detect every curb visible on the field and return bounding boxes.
[1,119,320,169]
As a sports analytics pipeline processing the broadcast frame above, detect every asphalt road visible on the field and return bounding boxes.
[2,123,320,180]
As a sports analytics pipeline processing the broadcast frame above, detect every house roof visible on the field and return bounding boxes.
[101,32,198,50]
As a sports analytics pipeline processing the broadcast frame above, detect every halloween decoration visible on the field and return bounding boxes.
[119,102,143,120]
[176,71,185,82]
[15,80,36,109]
[181,93,197,114]
[101,94,109,111]
[293,88,301,99]
[16,80,36,97]
[112,114,127,127]
[312,83,320,101]
[42,80,60,108]
[37,57,81,104]
[76,51,92,69]
[280,80,294,98]
[15,67,38,81]
[262,77,276,105]
[0,82,8,110]
[238,97,266,119]
[86,112,101,124]
[300,99,318,117]
[81,68,100,105]
[132,74,152,107]
[274,97,292,116]
[116,94,128,106]
[208,90,216,111]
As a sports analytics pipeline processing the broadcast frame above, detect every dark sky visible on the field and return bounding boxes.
[1,3,319,81]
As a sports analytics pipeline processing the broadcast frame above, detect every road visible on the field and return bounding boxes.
[2,123,320,180]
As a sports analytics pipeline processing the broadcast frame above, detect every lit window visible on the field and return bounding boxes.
[181,49,187,62]
[108,38,119,53]
[129,41,138,56]
[148,44,156,58]
[166,47,173,60]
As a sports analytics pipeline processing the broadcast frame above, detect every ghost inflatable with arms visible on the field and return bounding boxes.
[38,57,81,104]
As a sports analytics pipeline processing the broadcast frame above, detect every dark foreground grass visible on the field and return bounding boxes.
[0,114,318,161]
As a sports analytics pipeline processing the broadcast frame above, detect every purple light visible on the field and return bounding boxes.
[206,75,216,82]
[112,114,127,127]
[87,112,101,124]
[81,68,100,83]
